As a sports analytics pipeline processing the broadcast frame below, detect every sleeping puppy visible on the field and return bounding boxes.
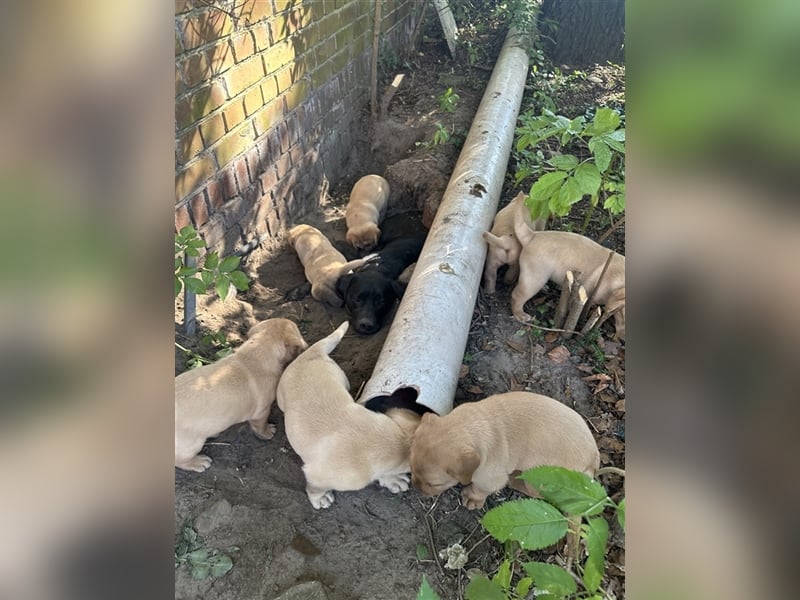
[345,174,390,252]
[511,201,626,339]
[336,234,425,335]
[483,193,547,293]
[287,224,372,307]
[410,391,599,509]
[175,318,308,472]
[276,321,422,508]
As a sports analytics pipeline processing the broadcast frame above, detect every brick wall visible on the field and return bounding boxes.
[175,0,418,253]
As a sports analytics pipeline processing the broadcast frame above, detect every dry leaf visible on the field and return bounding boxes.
[592,382,610,395]
[459,364,469,379]
[581,373,611,383]
[506,339,526,352]
[547,345,570,364]
[544,332,559,344]
[615,399,626,413]
[466,385,483,395]
[576,364,594,374]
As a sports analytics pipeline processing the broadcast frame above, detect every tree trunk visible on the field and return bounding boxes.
[540,0,624,67]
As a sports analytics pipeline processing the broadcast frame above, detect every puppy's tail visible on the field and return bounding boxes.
[337,254,378,278]
[310,321,349,356]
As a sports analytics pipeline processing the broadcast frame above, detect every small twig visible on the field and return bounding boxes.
[518,320,583,337]
[466,533,491,556]
[581,250,615,322]
[425,512,445,575]
[598,214,625,245]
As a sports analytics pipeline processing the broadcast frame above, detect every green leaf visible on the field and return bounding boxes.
[598,130,625,153]
[525,194,551,221]
[219,255,241,273]
[229,270,250,291]
[582,517,609,593]
[590,108,621,135]
[179,225,196,237]
[492,558,512,590]
[569,115,585,133]
[417,575,441,600]
[522,561,577,597]
[415,544,429,560]
[175,256,183,269]
[200,269,214,287]
[588,137,612,173]
[573,163,602,197]
[520,466,609,516]
[481,498,568,550]
[187,548,208,562]
[187,238,206,249]
[465,574,506,600]
[603,193,625,215]
[616,498,625,529]
[185,246,201,257]
[557,176,585,208]
[190,564,210,579]
[548,154,579,171]
[177,266,198,278]
[529,171,568,202]
[175,277,182,297]
[606,128,625,142]
[204,252,219,270]
[185,277,207,295]
[216,278,231,301]
[209,554,233,578]
[516,577,533,598]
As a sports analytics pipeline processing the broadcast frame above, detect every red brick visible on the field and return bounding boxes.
[175,96,193,131]
[190,191,209,227]
[245,147,263,181]
[175,67,185,95]
[259,165,279,192]
[233,158,250,191]
[274,153,291,178]
[205,179,224,210]
[288,143,303,166]
[219,169,238,201]
[222,99,246,131]
[175,204,191,231]
[199,112,226,147]
[230,32,256,63]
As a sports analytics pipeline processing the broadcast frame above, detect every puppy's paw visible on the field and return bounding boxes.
[461,486,487,510]
[378,473,410,493]
[250,421,277,440]
[308,490,335,509]
[178,454,212,473]
[512,311,532,324]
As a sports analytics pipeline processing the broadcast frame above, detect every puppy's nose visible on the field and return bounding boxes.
[355,319,378,335]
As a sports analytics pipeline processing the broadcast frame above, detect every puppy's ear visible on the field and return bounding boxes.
[447,448,480,485]
[336,272,353,299]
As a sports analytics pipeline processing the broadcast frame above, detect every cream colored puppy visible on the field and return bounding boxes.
[511,201,625,339]
[345,174,390,251]
[288,224,371,307]
[483,193,548,293]
[276,321,421,509]
[175,318,308,472]
[410,391,599,509]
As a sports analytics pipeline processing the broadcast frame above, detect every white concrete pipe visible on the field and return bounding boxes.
[359,29,529,415]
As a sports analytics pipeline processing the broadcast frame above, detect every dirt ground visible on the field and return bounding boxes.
[175,21,625,600]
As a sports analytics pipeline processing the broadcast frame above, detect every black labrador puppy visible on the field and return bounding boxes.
[336,213,427,335]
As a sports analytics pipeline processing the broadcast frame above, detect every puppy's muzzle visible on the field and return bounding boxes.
[355,318,379,335]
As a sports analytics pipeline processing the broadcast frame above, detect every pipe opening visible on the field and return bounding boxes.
[362,386,432,416]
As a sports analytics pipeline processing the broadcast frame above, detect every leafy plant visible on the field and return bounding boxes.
[432,122,451,146]
[175,225,250,300]
[175,521,235,580]
[438,87,460,112]
[417,575,441,600]
[176,328,235,369]
[466,466,624,599]
[514,107,625,232]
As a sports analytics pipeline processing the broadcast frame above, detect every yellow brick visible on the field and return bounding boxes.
[176,154,217,202]
[177,127,204,164]
[243,86,264,116]
[252,100,287,137]
[224,57,266,97]
[283,80,309,112]
[215,122,256,168]
[199,112,226,147]
[261,75,279,103]
[263,39,295,71]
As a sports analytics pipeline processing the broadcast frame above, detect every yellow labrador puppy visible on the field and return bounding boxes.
[483,193,548,293]
[175,318,308,472]
[345,174,390,251]
[410,391,599,509]
[276,321,421,509]
[288,224,372,307]
[511,201,625,339]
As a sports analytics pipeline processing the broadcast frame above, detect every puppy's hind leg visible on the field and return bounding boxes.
[249,416,277,440]
[176,454,212,472]
[305,484,335,509]
[377,472,410,493]
[510,271,549,323]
